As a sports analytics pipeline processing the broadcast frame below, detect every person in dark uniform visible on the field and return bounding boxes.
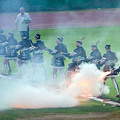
[66,40,86,85]
[86,44,102,69]
[2,32,18,75]
[0,29,12,74]
[30,34,47,81]
[49,37,68,85]
[100,45,120,98]
[0,29,7,56]
[16,33,33,76]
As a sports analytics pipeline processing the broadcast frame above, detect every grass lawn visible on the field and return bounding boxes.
[0,26,120,119]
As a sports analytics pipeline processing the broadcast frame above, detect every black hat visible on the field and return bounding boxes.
[57,37,63,42]
[21,33,26,37]
[35,34,40,39]
[76,40,82,45]
[91,40,99,48]
[0,29,3,33]
[91,44,97,47]
[9,32,14,37]
[105,45,111,49]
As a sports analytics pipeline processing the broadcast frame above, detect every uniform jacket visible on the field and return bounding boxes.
[17,38,32,60]
[68,46,86,63]
[51,42,68,67]
[87,49,102,64]
[31,40,46,63]
[32,40,46,56]
[5,37,18,57]
[101,51,118,72]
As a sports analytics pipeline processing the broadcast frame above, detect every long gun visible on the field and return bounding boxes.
[0,42,8,47]
[106,67,120,78]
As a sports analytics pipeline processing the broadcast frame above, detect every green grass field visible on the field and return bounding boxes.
[0,26,120,120]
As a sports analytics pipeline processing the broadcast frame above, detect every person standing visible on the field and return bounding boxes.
[66,39,86,85]
[100,45,120,98]
[0,29,7,56]
[15,33,33,77]
[0,29,12,74]
[49,37,68,86]
[15,7,32,39]
[30,34,47,81]
[2,32,18,75]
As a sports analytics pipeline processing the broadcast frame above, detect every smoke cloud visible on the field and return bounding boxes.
[68,64,110,97]
[0,82,78,110]
[0,64,109,110]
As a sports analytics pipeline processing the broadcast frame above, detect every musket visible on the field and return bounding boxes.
[105,60,117,66]
[80,37,86,41]
[60,33,64,38]
[72,56,85,62]
[96,40,100,46]
[106,67,120,78]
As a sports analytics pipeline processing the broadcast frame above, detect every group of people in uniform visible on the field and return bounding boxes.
[48,36,120,98]
[0,7,120,99]
[0,27,120,98]
[0,30,47,80]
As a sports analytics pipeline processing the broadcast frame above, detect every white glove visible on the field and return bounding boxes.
[29,46,36,51]
[2,42,8,46]
[15,45,21,50]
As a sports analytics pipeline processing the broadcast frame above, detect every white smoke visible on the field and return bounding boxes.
[0,81,78,110]
[0,63,109,110]
[67,64,110,97]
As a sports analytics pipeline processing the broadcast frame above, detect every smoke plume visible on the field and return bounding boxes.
[67,64,110,97]
[0,63,109,110]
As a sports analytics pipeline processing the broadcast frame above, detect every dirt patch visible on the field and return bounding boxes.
[16,113,120,120]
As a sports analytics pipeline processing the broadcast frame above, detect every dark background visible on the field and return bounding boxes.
[0,0,120,13]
